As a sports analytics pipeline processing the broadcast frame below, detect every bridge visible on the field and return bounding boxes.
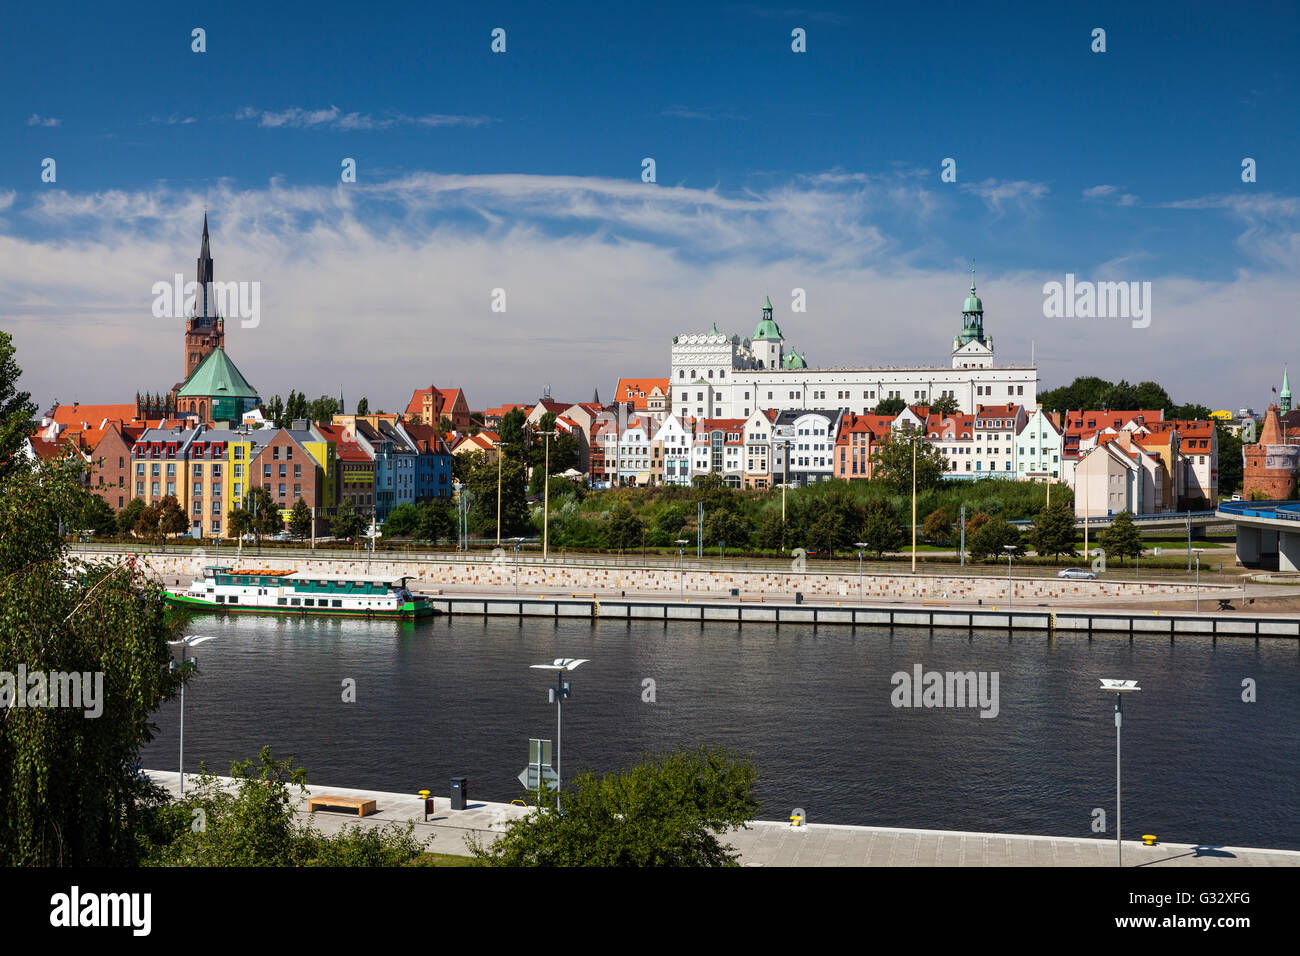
[1008,509,1219,531]
[1218,500,1300,571]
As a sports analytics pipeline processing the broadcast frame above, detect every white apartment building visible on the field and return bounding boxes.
[1016,407,1063,482]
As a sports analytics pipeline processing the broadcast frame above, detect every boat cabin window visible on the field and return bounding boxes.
[331,600,342,607]
[277,598,287,606]
[305,599,315,607]
[290,598,300,606]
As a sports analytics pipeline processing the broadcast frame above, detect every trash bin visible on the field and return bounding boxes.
[795,591,803,604]
[730,588,739,597]
[450,776,468,811]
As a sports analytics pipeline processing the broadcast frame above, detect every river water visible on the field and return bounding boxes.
[140,613,1300,850]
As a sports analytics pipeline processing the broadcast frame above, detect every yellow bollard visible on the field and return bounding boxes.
[1142,834,1157,846]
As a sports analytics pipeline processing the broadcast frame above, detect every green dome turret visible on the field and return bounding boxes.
[783,350,806,370]
[753,295,783,341]
[957,260,988,347]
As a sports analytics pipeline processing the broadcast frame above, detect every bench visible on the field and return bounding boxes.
[737,596,765,602]
[308,795,377,817]
[570,592,596,598]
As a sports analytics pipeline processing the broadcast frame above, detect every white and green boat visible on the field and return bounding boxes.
[166,566,434,619]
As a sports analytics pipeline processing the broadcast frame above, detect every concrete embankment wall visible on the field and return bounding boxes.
[430,596,1300,638]
[79,549,1228,604]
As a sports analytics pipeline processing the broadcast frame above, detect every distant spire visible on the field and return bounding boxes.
[197,212,214,317]
[592,386,600,404]
[339,385,345,415]
[970,257,976,293]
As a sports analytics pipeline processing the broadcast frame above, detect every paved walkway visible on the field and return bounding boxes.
[148,772,1299,866]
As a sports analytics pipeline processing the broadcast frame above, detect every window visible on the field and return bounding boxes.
[193,482,202,497]
[279,465,286,478]
[136,463,144,476]
[234,446,244,460]
[273,446,280,460]
[279,483,286,497]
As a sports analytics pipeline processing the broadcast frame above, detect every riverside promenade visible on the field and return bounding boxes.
[147,771,1300,867]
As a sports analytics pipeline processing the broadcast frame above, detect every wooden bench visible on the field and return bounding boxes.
[737,595,765,602]
[308,794,377,817]
[570,592,596,598]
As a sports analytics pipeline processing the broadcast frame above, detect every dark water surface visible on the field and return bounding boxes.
[141,613,1300,849]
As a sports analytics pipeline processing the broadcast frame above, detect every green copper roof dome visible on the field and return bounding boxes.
[177,347,259,399]
[782,350,806,370]
[753,297,783,341]
[963,283,983,314]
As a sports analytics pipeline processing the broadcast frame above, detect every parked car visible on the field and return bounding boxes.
[1058,568,1097,580]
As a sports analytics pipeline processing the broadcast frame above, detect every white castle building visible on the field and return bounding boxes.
[669,277,1037,421]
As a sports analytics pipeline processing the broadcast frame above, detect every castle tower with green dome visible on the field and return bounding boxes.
[1282,366,1292,414]
[752,296,784,370]
[951,261,995,369]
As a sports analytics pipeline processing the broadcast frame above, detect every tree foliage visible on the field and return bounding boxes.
[143,749,428,867]
[860,498,902,557]
[470,745,760,867]
[1,458,182,865]
[0,330,37,483]
[1029,501,1078,557]
[869,433,950,493]
[1098,511,1143,564]
[289,497,312,539]
[968,518,1024,560]
[922,506,954,545]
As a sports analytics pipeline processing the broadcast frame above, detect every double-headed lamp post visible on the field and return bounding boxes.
[676,538,689,600]
[1192,547,1204,611]
[509,536,524,595]
[528,658,589,810]
[167,635,216,795]
[1099,678,1141,867]
[1003,544,1017,604]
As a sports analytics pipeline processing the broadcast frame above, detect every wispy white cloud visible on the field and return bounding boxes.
[961,178,1049,216]
[146,113,197,125]
[235,105,493,130]
[26,114,60,127]
[1083,184,1139,206]
[0,191,15,212]
[0,172,1295,415]
[661,105,744,121]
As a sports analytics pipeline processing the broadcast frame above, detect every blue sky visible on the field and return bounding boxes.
[2,0,1297,412]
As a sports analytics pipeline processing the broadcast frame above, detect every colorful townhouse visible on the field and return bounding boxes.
[691,417,747,487]
[1014,407,1063,483]
[316,422,376,516]
[770,409,844,487]
[972,404,1028,477]
[656,415,693,486]
[924,412,976,478]
[742,409,777,489]
[396,421,453,501]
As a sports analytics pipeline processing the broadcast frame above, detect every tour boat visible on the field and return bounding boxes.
[165,566,434,618]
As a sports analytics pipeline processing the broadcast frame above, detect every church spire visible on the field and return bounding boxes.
[1281,365,1292,414]
[196,211,214,318]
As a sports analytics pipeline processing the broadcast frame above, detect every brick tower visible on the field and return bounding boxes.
[1243,404,1299,499]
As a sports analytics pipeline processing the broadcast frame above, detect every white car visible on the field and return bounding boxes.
[1058,568,1098,580]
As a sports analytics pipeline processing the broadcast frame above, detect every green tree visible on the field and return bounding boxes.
[703,509,750,550]
[869,434,950,493]
[1217,423,1243,496]
[416,498,455,544]
[922,506,954,545]
[928,394,960,417]
[873,396,907,416]
[73,492,117,537]
[228,486,281,543]
[383,502,420,537]
[860,498,902,558]
[753,510,786,551]
[1,457,182,865]
[469,745,760,867]
[606,502,645,552]
[134,502,161,542]
[968,518,1024,560]
[144,749,428,867]
[331,498,361,540]
[464,453,528,536]
[116,497,146,536]
[0,330,37,483]
[498,409,528,458]
[355,396,370,416]
[1098,511,1143,564]
[1029,501,1078,557]
[158,494,188,544]
[289,497,312,539]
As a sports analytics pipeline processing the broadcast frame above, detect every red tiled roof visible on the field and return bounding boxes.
[613,378,669,410]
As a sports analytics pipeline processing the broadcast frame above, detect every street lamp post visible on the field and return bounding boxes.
[676,538,688,600]
[538,430,558,560]
[855,542,868,603]
[509,536,523,595]
[1192,547,1204,610]
[494,441,509,547]
[167,635,215,795]
[528,658,589,811]
[1003,541,1013,600]
[1099,678,1141,867]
